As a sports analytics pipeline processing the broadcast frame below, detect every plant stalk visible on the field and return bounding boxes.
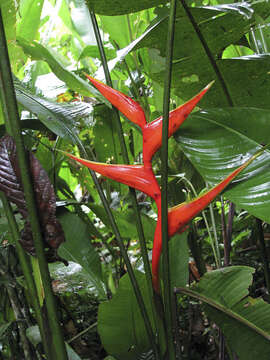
[0,10,68,360]
[89,12,160,357]
[161,0,177,358]
[256,218,270,294]
[0,193,52,358]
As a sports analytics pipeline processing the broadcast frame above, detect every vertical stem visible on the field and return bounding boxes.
[256,218,270,294]
[0,193,52,358]
[3,283,32,360]
[188,225,206,277]
[89,12,160,357]
[226,203,235,245]
[178,0,234,107]
[0,10,68,360]
[207,183,221,268]
[221,196,229,267]
[161,0,177,358]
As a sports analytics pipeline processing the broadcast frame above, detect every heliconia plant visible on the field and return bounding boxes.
[64,76,262,292]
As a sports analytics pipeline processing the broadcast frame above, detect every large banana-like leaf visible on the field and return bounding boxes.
[175,107,270,222]
[85,0,167,15]
[177,266,270,359]
[98,271,165,359]
[15,81,92,144]
[131,2,270,108]
[58,211,106,299]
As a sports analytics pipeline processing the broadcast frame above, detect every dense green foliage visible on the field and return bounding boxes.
[1,0,270,359]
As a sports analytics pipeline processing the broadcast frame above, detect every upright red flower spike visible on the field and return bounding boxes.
[66,77,260,293]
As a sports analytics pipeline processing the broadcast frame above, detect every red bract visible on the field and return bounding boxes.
[66,77,259,293]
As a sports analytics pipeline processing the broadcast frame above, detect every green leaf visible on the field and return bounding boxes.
[133,2,270,107]
[93,104,122,164]
[169,233,189,288]
[161,54,270,108]
[16,37,104,100]
[85,0,167,16]
[174,107,270,222]
[17,0,44,41]
[178,266,270,359]
[98,271,164,359]
[58,211,106,299]
[79,45,116,61]
[90,204,156,241]
[15,81,93,144]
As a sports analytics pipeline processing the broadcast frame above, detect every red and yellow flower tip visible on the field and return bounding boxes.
[151,151,261,292]
[64,152,161,201]
[143,81,214,165]
[85,74,147,129]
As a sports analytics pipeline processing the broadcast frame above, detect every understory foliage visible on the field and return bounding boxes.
[1,0,270,359]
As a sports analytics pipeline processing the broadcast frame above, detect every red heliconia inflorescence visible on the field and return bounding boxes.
[65,76,258,292]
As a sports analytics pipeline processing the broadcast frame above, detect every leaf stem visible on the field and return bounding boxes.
[178,0,234,107]
[0,10,68,360]
[90,12,160,357]
[161,0,177,358]
[0,193,53,359]
[175,286,270,341]
[256,218,270,294]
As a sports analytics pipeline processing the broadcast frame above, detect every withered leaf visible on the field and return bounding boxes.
[0,135,65,262]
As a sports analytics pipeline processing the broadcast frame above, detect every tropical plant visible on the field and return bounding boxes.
[1,0,270,359]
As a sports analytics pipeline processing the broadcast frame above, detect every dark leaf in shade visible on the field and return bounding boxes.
[0,135,65,262]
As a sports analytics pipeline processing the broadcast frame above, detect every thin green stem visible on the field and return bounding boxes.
[0,193,52,358]
[161,0,177,358]
[89,12,160,357]
[0,10,68,360]
[256,218,270,294]
[178,0,234,107]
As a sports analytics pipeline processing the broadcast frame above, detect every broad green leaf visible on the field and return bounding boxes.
[16,37,104,100]
[90,204,156,241]
[169,233,189,288]
[175,107,270,222]
[58,211,106,299]
[17,0,44,41]
[79,45,116,61]
[93,104,122,164]
[98,271,164,359]
[133,2,270,107]
[160,54,270,108]
[85,0,167,16]
[1,0,25,71]
[178,267,270,359]
[15,81,92,144]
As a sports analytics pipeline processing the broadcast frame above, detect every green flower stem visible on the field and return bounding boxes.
[0,193,52,359]
[161,0,177,358]
[178,0,234,107]
[0,10,68,360]
[90,11,161,358]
